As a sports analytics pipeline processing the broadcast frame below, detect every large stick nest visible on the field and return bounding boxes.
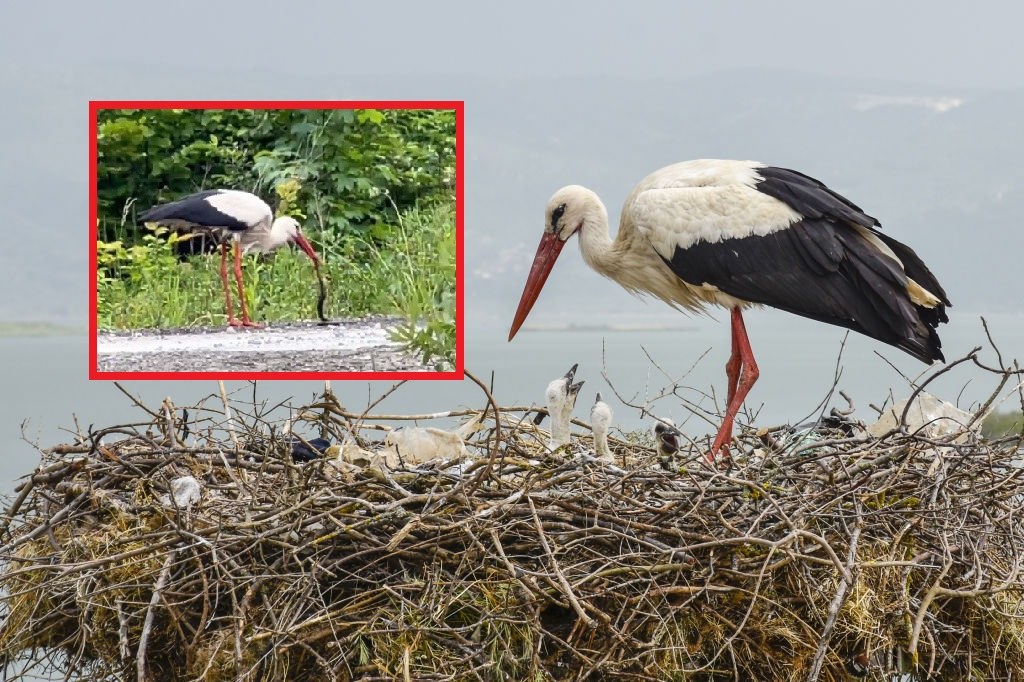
[3,353,1024,681]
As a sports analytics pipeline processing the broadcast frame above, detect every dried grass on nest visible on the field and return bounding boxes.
[2,350,1024,681]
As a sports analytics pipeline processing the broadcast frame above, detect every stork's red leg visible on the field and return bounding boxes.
[232,240,264,328]
[710,308,760,459]
[725,310,743,406]
[220,242,239,327]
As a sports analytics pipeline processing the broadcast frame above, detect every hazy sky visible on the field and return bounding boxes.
[0,0,1021,476]
[3,1,1023,88]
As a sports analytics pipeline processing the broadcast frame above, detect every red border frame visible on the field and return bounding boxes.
[89,100,464,381]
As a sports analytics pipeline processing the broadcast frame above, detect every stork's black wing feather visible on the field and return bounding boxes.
[871,231,950,326]
[756,165,951,317]
[288,436,332,463]
[139,190,251,232]
[755,166,878,228]
[664,219,945,364]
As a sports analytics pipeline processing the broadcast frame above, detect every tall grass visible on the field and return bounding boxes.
[96,203,456,366]
[344,202,456,369]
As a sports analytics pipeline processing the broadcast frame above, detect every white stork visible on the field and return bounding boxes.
[590,392,613,462]
[139,190,320,327]
[543,363,584,450]
[508,160,950,459]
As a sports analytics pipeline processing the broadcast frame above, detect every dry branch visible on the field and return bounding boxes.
[2,354,1024,681]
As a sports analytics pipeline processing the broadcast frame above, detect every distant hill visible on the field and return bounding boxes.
[1,65,1020,326]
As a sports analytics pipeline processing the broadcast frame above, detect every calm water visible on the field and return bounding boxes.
[2,308,1022,495]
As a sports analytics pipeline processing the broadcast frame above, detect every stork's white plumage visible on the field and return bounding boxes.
[590,392,613,462]
[383,413,485,466]
[140,190,320,327]
[544,363,584,449]
[509,160,950,460]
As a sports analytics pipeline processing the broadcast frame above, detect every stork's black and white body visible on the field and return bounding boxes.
[509,159,950,459]
[139,190,320,327]
[543,363,584,449]
[590,392,613,462]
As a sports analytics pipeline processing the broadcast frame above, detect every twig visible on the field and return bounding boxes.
[218,380,239,450]
[137,548,177,682]
[807,523,862,681]
[527,496,597,629]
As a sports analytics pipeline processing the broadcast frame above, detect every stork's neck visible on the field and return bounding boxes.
[575,191,616,277]
[549,413,571,449]
[548,398,574,449]
[267,218,294,249]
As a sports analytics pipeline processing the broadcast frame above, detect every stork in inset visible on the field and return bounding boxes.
[508,160,950,459]
[139,190,320,327]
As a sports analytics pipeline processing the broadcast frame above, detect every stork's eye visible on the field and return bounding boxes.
[551,203,567,229]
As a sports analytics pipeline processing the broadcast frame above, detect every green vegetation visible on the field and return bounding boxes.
[347,202,456,369]
[0,322,80,337]
[982,409,1024,437]
[96,108,455,242]
[95,107,457,365]
[97,203,456,367]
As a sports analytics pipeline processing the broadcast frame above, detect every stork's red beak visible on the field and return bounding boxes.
[508,231,566,341]
[293,232,320,266]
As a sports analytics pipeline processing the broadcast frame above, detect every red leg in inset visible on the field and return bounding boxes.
[220,242,239,327]
[710,308,760,460]
[232,240,264,328]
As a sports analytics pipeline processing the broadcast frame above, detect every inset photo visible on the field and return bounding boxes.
[89,101,462,379]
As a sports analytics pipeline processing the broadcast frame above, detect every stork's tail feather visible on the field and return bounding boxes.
[901,313,945,364]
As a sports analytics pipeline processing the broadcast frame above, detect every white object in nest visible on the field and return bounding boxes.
[590,393,613,463]
[868,392,977,441]
[383,414,484,466]
[329,436,388,474]
[161,476,202,509]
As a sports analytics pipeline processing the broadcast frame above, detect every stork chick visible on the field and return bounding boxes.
[545,363,584,450]
[383,413,485,466]
[590,393,613,462]
[654,419,683,470]
[288,435,334,463]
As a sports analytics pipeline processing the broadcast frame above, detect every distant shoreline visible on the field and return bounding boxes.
[522,324,697,333]
[0,322,81,338]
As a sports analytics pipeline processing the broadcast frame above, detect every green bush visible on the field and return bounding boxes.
[982,410,1024,437]
[96,107,456,244]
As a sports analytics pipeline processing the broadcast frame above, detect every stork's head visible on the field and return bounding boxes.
[546,185,595,241]
[654,420,681,457]
[545,363,583,416]
[271,216,320,265]
[509,186,604,340]
[590,393,612,432]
